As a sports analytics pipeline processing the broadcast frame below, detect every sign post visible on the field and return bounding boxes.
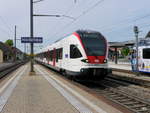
[21,37,43,73]
[134,26,139,76]
[30,0,34,72]
[21,37,43,43]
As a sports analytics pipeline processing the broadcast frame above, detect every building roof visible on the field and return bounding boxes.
[12,47,23,53]
[109,42,125,47]
[145,31,150,38]
[0,41,12,54]
[109,38,145,48]
[0,41,24,56]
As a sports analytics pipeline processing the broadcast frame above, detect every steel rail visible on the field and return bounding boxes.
[0,61,27,79]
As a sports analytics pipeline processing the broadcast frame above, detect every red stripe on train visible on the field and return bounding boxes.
[87,56,105,64]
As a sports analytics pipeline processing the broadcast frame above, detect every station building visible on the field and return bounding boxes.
[0,41,13,63]
[0,41,24,63]
[109,31,150,64]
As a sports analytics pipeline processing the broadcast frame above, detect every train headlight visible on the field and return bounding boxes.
[81,59,89,63]
[103,59,107,63]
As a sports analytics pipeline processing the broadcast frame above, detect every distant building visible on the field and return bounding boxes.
[0,41,24,63]
[12,47,24,60]
[0,41,13,63]
[0,49,3,63]
[108,30,150,64]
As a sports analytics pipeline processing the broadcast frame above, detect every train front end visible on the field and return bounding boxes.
[75,30,110,79]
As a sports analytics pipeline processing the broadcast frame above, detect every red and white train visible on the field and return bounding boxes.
[36,30,110,79]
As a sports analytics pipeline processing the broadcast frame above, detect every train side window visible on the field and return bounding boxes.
[49,51,52,61]
[56,49,59,62]
[50,50,53,61]
[58,48,63,59]
[70,45,82,58]
[143,48,150,59]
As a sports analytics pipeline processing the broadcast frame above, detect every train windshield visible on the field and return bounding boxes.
[143,48,150,59]
[139,39,150,46]
[80,33,106,56]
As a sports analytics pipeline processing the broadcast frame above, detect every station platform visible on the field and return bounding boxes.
[108,62,131,71]
[0,63,125,113]
[108,62,150,86]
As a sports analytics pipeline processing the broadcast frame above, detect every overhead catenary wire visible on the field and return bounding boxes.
[92,12,150,34]
[0,16,13,33]
[50,0,105,39]
[103,19,150,33]
[37,0,150,46]
[54,2,150,39]
[133,14,150,22]
[75,0,105,19]
[0,27,11,37]
[47,0,91,36]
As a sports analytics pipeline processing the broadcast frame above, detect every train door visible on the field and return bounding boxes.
[68,44,83,72]
[62,42,69,70]
[58,48,63,68]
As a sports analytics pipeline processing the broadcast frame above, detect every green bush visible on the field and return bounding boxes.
[121,47,130,57]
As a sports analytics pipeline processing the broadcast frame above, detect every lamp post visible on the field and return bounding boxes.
[14,25,17,61]
[30,0,34,72]
[134,26,139,75]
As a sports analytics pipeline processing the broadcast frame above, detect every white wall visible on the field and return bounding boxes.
[0,49,3,63]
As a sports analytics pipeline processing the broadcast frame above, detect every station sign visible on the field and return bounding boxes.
[21,37,43,43]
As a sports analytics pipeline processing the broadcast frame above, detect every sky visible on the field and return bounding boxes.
[0,0,150,53]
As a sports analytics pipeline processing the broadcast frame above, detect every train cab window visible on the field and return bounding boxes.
[70,45,82,58]
[143,48,150,59]
[80,33,106,56]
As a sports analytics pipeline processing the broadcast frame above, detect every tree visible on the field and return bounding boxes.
[121,47,130,57]
[5,39,13,47]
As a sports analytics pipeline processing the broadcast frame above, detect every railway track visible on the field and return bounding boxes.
[76,77,150,113]
[111,69,150,88]
[101,78,150,113]
[38,62,150,113]
[0,61,27,79]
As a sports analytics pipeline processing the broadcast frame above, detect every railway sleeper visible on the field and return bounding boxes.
[106,93,119,97]
[112,96,127,100]
[107,92,122,96]
[118,99,134,103]
[108,88,150,104]
[130,104,149,109]
[135,108,150,113]
[124,101,141,105]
